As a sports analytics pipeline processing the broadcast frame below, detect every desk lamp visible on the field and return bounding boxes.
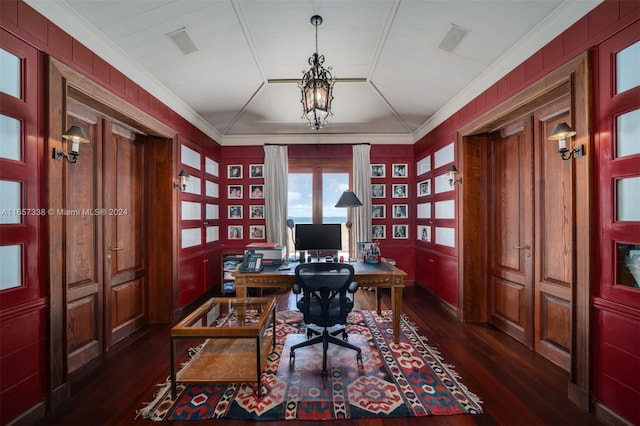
[335,190,363,261]
[286,219,298,262]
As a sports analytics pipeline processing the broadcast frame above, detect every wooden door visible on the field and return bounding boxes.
[66,105,146,372]
[488,117,534,346]
[487,98,573,370]
[103,122,146,347]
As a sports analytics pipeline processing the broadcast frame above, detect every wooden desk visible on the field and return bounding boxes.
[233,259,406,343]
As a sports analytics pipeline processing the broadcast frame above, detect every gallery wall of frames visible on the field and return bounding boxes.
[177,139,222,306]
[219,146,268,249]
[367,145,416,278]
[413,139,459,306]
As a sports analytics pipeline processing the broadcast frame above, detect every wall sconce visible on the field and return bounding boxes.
[548,122,583,160]
[446,165,462,186]
[53,126,89,163]
[173,170,190,191]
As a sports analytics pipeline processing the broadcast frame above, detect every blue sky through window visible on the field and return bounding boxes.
[288,173,348,224]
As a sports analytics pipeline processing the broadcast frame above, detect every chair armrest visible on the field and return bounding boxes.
[348,281,359,293]
[292,282,302,294]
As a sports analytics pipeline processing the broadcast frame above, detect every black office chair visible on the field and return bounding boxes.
[290,262,362,378]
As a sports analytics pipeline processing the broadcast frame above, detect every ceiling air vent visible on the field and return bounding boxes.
[437,24,470,53]
[166,27,199,55]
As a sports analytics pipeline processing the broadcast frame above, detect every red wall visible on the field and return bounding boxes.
[369,145,416,280]
[1,0,639,423]
[413,1,640,422]
[219,145,269,251]
[0,1,221,423]
[215,144,417,281]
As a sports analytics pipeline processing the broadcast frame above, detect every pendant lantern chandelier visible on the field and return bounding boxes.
[300,15,335,131]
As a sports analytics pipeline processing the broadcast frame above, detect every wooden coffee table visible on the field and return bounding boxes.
[170,297,276,398]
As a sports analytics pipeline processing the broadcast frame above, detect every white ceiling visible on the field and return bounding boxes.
[26,0,602,145]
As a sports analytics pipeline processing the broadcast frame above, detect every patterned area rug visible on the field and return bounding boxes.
[139,310,482,421]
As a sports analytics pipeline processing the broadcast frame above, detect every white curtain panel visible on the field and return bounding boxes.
[352,144,372,248]
[264,145,289,248]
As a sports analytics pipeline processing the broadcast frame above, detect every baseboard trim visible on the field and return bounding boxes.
[8,400,46,426]
[594,401,633,426]
[413,283,459,320]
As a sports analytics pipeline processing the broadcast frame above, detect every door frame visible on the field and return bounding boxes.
[456,52,592,408]
[47,58,178,410]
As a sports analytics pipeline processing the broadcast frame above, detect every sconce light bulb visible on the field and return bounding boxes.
[71,140,80,155]
[558,137,567,151]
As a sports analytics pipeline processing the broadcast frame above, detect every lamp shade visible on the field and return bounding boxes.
[548,122,576,140]
[62,126,90,143]
[335,191,362,208]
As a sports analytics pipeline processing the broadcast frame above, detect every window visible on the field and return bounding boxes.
[597,24,640,298]
[287,165,350,255]
[0,33,41,306]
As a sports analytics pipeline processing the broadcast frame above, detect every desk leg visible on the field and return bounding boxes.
[376,288,382,315]
[235,278,247,298]
[391,286,403,344]
[170,337,177,399]
[256,336,262,397]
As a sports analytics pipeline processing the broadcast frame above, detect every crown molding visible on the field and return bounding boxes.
[24,0,224,143]
[413,0,604,141]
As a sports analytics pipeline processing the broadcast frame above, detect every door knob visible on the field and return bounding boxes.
[512,244,531,257]
[106,246,122,260]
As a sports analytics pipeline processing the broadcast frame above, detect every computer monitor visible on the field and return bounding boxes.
[294,223,342,251]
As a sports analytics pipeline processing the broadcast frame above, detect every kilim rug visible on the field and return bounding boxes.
[138,310,483,421]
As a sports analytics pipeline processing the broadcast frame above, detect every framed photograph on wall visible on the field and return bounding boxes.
[392,163,408,178]
[228,226,243,239]
[372,184,385,198]
[372,204,386,218]
[249,184,264,199]
[418,179,431,196]
[228,185,242,199]
[228,205,243,219]
[392,184,408,198]
[393,224,408,239]
[418,225,431,242]
[372,225,386,239]
[392,204,408,218]
[371,164,385,178]
[249,225,265,239]
[250,205,264,219]
[250,164,264,178]
[228,165,242,178]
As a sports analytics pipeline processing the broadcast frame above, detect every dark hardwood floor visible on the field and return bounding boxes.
[39,286,601,426]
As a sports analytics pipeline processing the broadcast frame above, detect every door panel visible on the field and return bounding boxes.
[489,118,534,346]
[67,287,100,371]
[65,112,103,373]
[534,102,573,370]
[104,123,146,346]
